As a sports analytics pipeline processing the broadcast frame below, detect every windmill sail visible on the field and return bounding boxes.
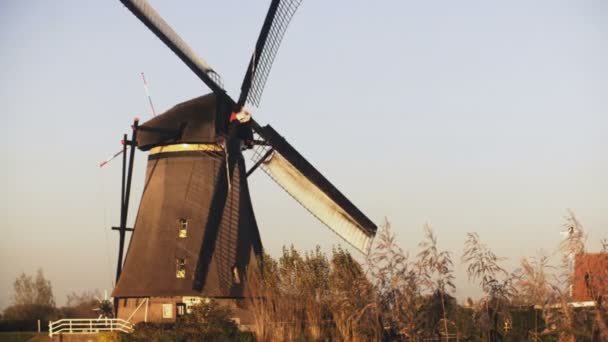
[119,0,224,94]
[252,125,377,253]
[238,0,303,108]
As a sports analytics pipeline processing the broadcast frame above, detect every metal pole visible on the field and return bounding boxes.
[123,119,139,237]
[115,119,139,282]
[141,72,157,117]
[114,121,138,317]
[115,134,128,283]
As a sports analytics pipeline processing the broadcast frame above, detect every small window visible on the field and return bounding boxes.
[176,303,186,316]
[176,258,186,278]
[178,218,188,238]
[162,304,173,319]
[504,317,512,332]
[232,265,241,284]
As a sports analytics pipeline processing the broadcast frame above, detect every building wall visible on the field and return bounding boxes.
[572,253,608,302]
[116,296,181,323]
[115,296,255,326]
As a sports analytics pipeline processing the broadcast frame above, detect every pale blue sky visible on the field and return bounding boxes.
[1,0,606,309]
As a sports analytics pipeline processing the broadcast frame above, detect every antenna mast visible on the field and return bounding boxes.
[141,72,157,117]
[100,73,157,168]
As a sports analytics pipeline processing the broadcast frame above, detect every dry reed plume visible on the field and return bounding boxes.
[242,211,606,341]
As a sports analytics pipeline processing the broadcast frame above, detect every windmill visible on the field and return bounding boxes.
[109,0,377,323]
[93,290,114,321]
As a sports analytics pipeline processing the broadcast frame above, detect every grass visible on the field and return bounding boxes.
[0,332,38,342]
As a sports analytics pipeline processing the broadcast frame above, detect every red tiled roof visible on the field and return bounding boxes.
[572,253,608,302]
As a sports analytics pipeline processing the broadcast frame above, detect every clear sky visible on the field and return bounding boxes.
[1,0,606,309]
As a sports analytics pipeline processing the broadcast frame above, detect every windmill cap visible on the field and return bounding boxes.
[136,94,218,151]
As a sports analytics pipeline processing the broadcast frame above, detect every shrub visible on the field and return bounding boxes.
[128,300,251,342]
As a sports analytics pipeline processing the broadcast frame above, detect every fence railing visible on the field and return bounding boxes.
[48,318,134,337]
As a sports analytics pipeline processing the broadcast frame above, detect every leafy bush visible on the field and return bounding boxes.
[175,300,250,341]
[129,322,175,342]
[128,300,251,342]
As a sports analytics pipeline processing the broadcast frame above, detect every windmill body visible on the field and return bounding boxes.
[109,0,377,325]
[113,95,262,322]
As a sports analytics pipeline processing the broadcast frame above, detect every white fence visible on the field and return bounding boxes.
[48,318,134,337]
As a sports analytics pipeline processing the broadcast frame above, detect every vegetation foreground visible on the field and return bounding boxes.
[1,212,606,341]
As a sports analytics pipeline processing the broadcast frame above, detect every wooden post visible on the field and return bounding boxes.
[144,298,149,322]
[113,119,139,316]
